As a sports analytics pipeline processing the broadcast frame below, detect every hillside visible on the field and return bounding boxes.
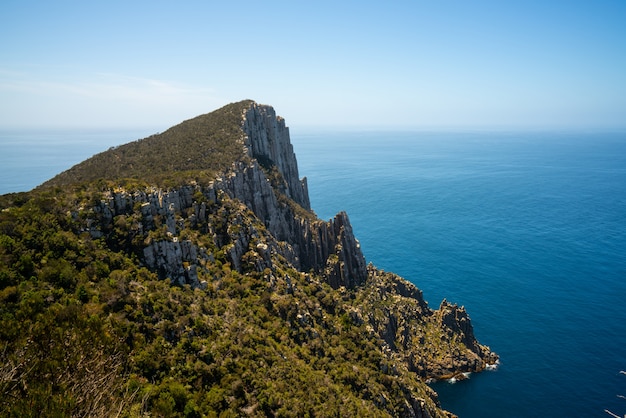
[0,101,497,417]
[39,100,255,189]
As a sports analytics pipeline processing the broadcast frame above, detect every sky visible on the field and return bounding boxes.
[1,0,625,131]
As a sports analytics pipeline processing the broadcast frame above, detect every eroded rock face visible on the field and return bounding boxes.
[357,268,498,380]
[320,211,368,288]
[142,239,205,288]
[243,103,310,210]
[88,102,367,289]
[437,299,480,354]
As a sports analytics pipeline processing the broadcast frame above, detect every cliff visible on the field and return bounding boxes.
[83,102,367,290]
[0,101,497,417]
[242,103,310,210]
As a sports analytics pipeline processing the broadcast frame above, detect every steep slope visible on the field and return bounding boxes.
[0,101,497,417]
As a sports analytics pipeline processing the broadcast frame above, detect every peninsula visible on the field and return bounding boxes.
[0,100,497,417]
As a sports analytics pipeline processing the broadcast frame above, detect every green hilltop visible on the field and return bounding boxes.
[40,100,254,189]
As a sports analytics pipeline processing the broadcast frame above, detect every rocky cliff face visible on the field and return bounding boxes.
[242,103,310,210]
[350,267,497,381]
[88,102,367,291]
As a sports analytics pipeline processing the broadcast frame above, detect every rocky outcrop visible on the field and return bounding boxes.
[304,211,368,288]
[358,268,498,380]
[142,239,205,288]
[86,102,367,289]
[437,299,481,356]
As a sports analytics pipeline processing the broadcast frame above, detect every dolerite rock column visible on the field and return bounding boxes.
[242,103,310,210]
[323,212,368,289]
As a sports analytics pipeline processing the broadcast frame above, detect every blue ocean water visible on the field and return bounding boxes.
[1,129,626,416]
[0,128,153,193]
[292,130,626,417]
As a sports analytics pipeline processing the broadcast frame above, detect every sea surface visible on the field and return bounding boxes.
[0,128,161,194]
[2,128,626,417]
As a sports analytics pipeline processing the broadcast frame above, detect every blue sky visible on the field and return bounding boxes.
[1,1,625,130]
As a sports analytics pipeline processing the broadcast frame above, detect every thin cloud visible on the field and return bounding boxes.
[0,70,223,128]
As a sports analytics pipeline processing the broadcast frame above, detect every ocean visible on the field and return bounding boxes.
[2,128,626,417]
[0,128,154,194]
